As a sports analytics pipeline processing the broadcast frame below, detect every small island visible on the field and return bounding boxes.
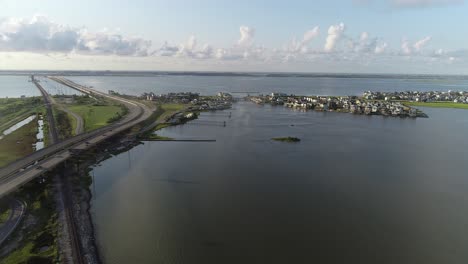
[272,137,301,143]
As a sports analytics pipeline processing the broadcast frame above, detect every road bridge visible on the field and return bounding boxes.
[0,77,153,198]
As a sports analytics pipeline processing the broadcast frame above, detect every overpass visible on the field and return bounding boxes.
[0,77,154,198]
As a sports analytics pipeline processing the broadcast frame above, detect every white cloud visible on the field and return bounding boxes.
[400,36,431,55]
[360,32,369,42]
[324,23,345,52]
[193,44,213,59]
[238,26,255,46]
[157,41,179,56]
[0,15,151,56]
[401,39,412,55]
[184,35,197,52]
[413,36,431,51]
[285,26,320,55]
[303,26,320,44]
[215,48,243,60]
[374,42,388,54]
[176,35,197,56]
[352,32,385,54]
[78,30,151,56]
[1,15,464,73]
[434,48,444,56]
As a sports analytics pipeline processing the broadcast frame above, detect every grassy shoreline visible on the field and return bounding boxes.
[403,101,468,109]
[138,103,187,139]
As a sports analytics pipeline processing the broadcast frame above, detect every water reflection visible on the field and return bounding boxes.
[90,102,468,264]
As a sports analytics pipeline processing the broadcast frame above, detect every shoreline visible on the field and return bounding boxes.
[403,101,468,109]
[71,138,142,264]
[74,107,225,263]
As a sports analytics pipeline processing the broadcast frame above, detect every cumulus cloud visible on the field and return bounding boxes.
[77,30,151,56]
[303,26,320,43]
[324,23,345,52]
[1,15,462,70]
[285,26,320,55]
[413,36,431,52]
[400,36,431,55]
[0,15,151,56]
[215,48,243,60]
[401,39,412,55]
[374,42,388,54]
[238,26,255,46]
[155,36,215,59]
[176,35,197,56]
[157,41,179,56]
[352,32,386,54]
[0,15,78,52]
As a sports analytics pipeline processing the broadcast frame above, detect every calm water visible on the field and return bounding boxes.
[69,75,468,96]
[1,75,467,98]
[38,77,84,96]
[0,76,40,98]
[3,74,468,263]
[91,101,468,264]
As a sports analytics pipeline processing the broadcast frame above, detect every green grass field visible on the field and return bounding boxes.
[0,118,38,168]
[156,103,186,123]
[68,104,125,132]
[0,178,59,264]
[52,107,74,140]
[67,112,78,136]
[0,97,43,134]
[404,101,468,109]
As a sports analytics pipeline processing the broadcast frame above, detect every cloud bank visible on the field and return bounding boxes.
[0,15,462,71]
[0,15,151,56]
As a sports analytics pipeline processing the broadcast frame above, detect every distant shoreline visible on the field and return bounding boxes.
[1,70,468,79]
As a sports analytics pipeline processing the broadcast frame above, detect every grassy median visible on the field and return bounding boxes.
[68,103,126,132]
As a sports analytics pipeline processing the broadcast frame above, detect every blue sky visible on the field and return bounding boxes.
[0,0,467,73]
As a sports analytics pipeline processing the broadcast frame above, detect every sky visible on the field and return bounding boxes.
[0,0,467,74]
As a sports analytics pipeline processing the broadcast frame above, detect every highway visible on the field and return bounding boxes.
[0,77,153,198]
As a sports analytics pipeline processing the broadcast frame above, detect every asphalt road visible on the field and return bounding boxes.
[0,77,153,198]
[39,81,85,136]
[65,108,84,135]
[0,199,25,246]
